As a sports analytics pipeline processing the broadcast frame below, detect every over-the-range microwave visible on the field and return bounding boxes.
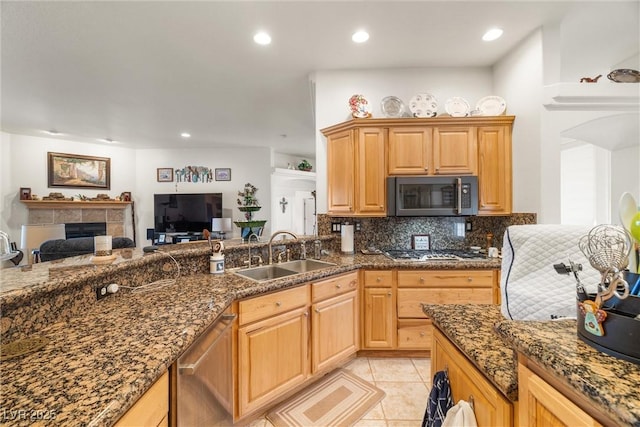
[387,176,478,216]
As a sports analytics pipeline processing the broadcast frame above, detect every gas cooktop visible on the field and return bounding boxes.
[383,249,486,261]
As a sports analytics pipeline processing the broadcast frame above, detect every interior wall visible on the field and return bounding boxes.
[492,28,544,218]
[313,67,493,213]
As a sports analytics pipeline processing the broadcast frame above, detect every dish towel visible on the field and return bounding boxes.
[422,370,453,427]
[442,400,477,427]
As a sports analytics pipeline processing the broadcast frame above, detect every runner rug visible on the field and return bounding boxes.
[266,369,385,427]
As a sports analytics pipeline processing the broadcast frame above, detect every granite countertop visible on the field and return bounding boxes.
[424,304,640,427]
[0,251,500,427]
[495,319,640,427]
[422,304,518,401]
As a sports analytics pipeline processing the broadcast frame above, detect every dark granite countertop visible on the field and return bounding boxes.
[0,251,499,427]
[423,304,640,427]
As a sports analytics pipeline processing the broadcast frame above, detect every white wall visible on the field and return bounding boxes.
[493,28,544,217]
[0,134,273,248]
[313,67,493,213]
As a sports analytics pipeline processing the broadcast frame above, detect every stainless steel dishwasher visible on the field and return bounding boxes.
[177,311,236,426]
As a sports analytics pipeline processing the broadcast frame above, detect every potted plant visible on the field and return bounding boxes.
[234,183,267,240]
[298,159,313,172]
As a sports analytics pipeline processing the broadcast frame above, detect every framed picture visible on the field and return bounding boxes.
[48,152,110,189]
[215,168,231,181]
[157,168,174,182]
[19,187,32,201]
[120,191,132,202]
[412,234,431,250]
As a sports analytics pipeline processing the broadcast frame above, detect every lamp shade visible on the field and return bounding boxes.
[20,224,66,252]
[211,218,232,232]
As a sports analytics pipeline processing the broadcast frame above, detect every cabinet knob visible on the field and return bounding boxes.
[387,292,392,297]
[336,284,341,289]
[420,332,425,337]
[424,167,429,171]
[304,311,309,317]
[376,277,382,282]
[467,277,472,282]
[315,308,320,313]
[419,277,425,283]
[276,301,282,307]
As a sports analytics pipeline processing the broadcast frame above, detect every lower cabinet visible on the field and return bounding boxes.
[115,371,169,427]
[432,329,513,427]
[362,270,396,349]
[518,362,602,427]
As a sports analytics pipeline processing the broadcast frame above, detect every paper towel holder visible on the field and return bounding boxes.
[341,223,355,254]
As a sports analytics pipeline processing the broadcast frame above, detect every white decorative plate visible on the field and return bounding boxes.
[381,96,406,118]
[348,94,372,118]
[476,96,506,116]
[409,93,438,118]
[445,97,470,117]
[607,69,640,83]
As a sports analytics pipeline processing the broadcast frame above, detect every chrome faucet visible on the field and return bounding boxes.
[246,233,262,268]
[267,230,299,265]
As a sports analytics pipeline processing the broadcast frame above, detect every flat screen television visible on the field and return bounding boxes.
[154,193,222,233]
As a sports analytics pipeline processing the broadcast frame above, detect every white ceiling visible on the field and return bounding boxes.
[0,1,633,157]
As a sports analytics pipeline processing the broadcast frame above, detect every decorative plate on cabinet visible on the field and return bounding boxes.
[445,97,470,117]
[381,96,406,118]
[476,96,507,116]
[409,93,438,118]
[607,69,640,83]
[348,94,372,118]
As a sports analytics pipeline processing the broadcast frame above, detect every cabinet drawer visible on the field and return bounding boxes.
[239,285,310,325]
[312,271,358,303]
[398,288,493,317]
[397,270,493,288]
[397,319,432,350]
[363,270,393,288]
[115,371,168,427]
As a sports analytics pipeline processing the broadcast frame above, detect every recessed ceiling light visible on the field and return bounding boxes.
[482,28,503,42]
[352,30,369,43]
[181,132,191,138]
[253,32,271,45]
[99,138,118,144]
[43,130,64,136]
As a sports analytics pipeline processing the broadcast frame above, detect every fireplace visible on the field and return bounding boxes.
[65,222,107,239]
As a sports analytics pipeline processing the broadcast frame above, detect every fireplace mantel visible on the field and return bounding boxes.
[21,200,132,209]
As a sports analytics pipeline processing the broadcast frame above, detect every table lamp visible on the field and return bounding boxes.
[211,218,232,240]
[20,224,66,264]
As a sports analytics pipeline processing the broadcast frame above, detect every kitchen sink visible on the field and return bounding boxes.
[278,259,336,273]
[234,259,336,282]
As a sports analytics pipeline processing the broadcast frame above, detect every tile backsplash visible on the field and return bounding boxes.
[318,213,536,251]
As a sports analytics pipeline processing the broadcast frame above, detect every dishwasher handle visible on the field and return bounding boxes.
[178,313,236,376]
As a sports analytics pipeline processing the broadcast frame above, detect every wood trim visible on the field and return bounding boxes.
[21,200,131,209]
[320,116,516,135]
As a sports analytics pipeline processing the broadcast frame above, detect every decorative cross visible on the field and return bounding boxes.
[280,197,288,213]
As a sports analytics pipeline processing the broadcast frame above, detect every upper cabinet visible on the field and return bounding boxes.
[321,116,514,217]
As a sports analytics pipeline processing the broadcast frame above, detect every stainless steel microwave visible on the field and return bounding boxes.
[387,176,478,216]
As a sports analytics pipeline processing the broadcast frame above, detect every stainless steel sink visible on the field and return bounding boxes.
[234,259,336,282]
[278,259,336,273]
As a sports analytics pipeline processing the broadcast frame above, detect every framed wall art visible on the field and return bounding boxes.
[412,234,431,250]
[215,168,231,181]
[48,152,110,189]
[157,168,174,182]
[19,187,32,200]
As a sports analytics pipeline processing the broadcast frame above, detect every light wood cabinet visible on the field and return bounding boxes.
[478,125,512,215]
[115,371,168,427]
[396,270,496,351]
[325,126,386,216]
[432,329,513,427]
[388,126,476,175]
[518,362,602,427]
[238,305,309,416]
[361,270,396,349]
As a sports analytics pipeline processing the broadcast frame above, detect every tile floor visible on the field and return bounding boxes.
[250,357,432,427]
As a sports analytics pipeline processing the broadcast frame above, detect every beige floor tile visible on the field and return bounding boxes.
[411,357,432,383]
[386,420,423,427]
[369,358,420,382]
[344,357,374,382]
[375,381,429,421]
[361,402,386,420]
[353,420,388,427]
[245,417,268,427]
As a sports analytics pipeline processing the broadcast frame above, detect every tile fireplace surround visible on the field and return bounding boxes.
[22,201,130,238]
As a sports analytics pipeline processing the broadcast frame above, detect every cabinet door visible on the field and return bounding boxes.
[327,129,355,214]
[432,329,513,426]
[238,306,309,416]
[356,127,387,215]
[115,371,168,427]
[432,127,477,175]
[388,127,432,174]
[518,363,602,427]
[478,125,512,215]
[311,290,359,373]
[362,287,396,349]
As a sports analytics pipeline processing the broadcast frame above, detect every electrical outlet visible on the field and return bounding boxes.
[96,285,109,300]
[465,221,473,232]
[331,222,341,233]
[354,220,362,232]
